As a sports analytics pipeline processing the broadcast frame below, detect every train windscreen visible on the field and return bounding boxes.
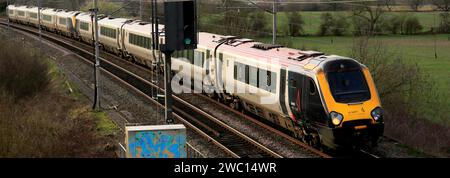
[325,60,371,103]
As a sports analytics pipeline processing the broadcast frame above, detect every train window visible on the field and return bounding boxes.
[173,51,178,58]
[80,22,89,31]
[290,79,297,88]
[9,10,14,15]
[259,69,277,93]
[183,50,188,59]
[234,65,237,80]
[187,50,194,64]
[129,33,150,49]
[258,69,268,90]
[206,50,211,60]
[219,53,223,62]
[43,15,52,22]
[234,62,246,82]
[101,27,117,39]
[59,18,66,25]
[269,72,277,93]
[18,11,24,16]
[249,66,258,87]
[245,65,250,84]
[305,77,328,123]
[194,50,203,67]
[29,13,37,19]
[202,52,205,66]
[309,79,316,95]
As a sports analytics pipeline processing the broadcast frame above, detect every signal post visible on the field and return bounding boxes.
[161,0,198,124]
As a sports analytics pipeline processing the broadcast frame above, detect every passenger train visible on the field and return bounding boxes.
[6,5,384,149]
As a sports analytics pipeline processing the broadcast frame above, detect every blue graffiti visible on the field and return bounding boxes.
[128,131,186,158]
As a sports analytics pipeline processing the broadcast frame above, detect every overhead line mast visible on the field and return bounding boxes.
[92,0,101,111]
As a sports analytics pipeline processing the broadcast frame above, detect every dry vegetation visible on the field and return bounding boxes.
[351,37,449,157]
[0,35,117,158]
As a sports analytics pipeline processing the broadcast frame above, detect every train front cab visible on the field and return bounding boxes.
[288,59,384,149]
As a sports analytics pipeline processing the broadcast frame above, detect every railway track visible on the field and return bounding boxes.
[0,20,286,158]
[2,20,388,158]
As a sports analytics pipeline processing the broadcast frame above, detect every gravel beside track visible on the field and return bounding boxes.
[0,27,229,158]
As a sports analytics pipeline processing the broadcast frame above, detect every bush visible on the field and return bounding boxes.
[0,34,116,157]
[331,14,349,36]
[351,37,449,156]
[438,12,450,33]
[351,16,372,36]
[248,12,268,37]
[318,13,348,36]
[403,16,423,34]
[381,15,407,34]
[0,38,50,101]
[318,13,333,36]
[286,12,304,37]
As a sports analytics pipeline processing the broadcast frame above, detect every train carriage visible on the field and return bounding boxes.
[55,10,80,37]
[98,17,130,55]
[14,6,28,24]
[6,5,17,22]
[40,8,58,32]
[25,7,39,27]
[172,32,384,149]
[122,21,165,66]
[75,13,94,44]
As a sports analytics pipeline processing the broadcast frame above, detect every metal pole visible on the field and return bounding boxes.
[164,51,174,124]
[93,0,101,111]
[38,0,41,42]
[272,0,277,44]
[7,0,9,29]
[140,0,142,20]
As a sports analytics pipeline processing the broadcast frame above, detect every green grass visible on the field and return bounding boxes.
[93,111,119,137]
[200,11,448,37]
[271,11,446,35]
[47,59,120,136]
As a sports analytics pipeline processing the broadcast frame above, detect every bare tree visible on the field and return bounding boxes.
[351,1,385,35]
[408,0,424,11]
[382,0,396,11]
[432,0,450,11]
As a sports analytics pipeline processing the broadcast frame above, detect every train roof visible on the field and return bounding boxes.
[56,10,80,18]
[98,17,131,28]
[26,7,39,13]
[76,12,92,21]
[197,32,357,73]
[123,20,164,36]
[7,5,17,10]
[14,5,28,11]
[41,8,58,15]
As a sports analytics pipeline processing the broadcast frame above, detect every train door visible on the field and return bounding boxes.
[302,77,328,125]
[116,27,121,51]
[288,72,304,123]
[193,50,204,92]
[279,68,288,116]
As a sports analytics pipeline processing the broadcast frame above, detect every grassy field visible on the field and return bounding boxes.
[273,11,446,35]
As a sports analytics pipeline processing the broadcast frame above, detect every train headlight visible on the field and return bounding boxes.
[371,107,383,122]
[330,112,344,126]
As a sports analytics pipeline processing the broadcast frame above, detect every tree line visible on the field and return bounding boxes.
[198,1,450,38]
